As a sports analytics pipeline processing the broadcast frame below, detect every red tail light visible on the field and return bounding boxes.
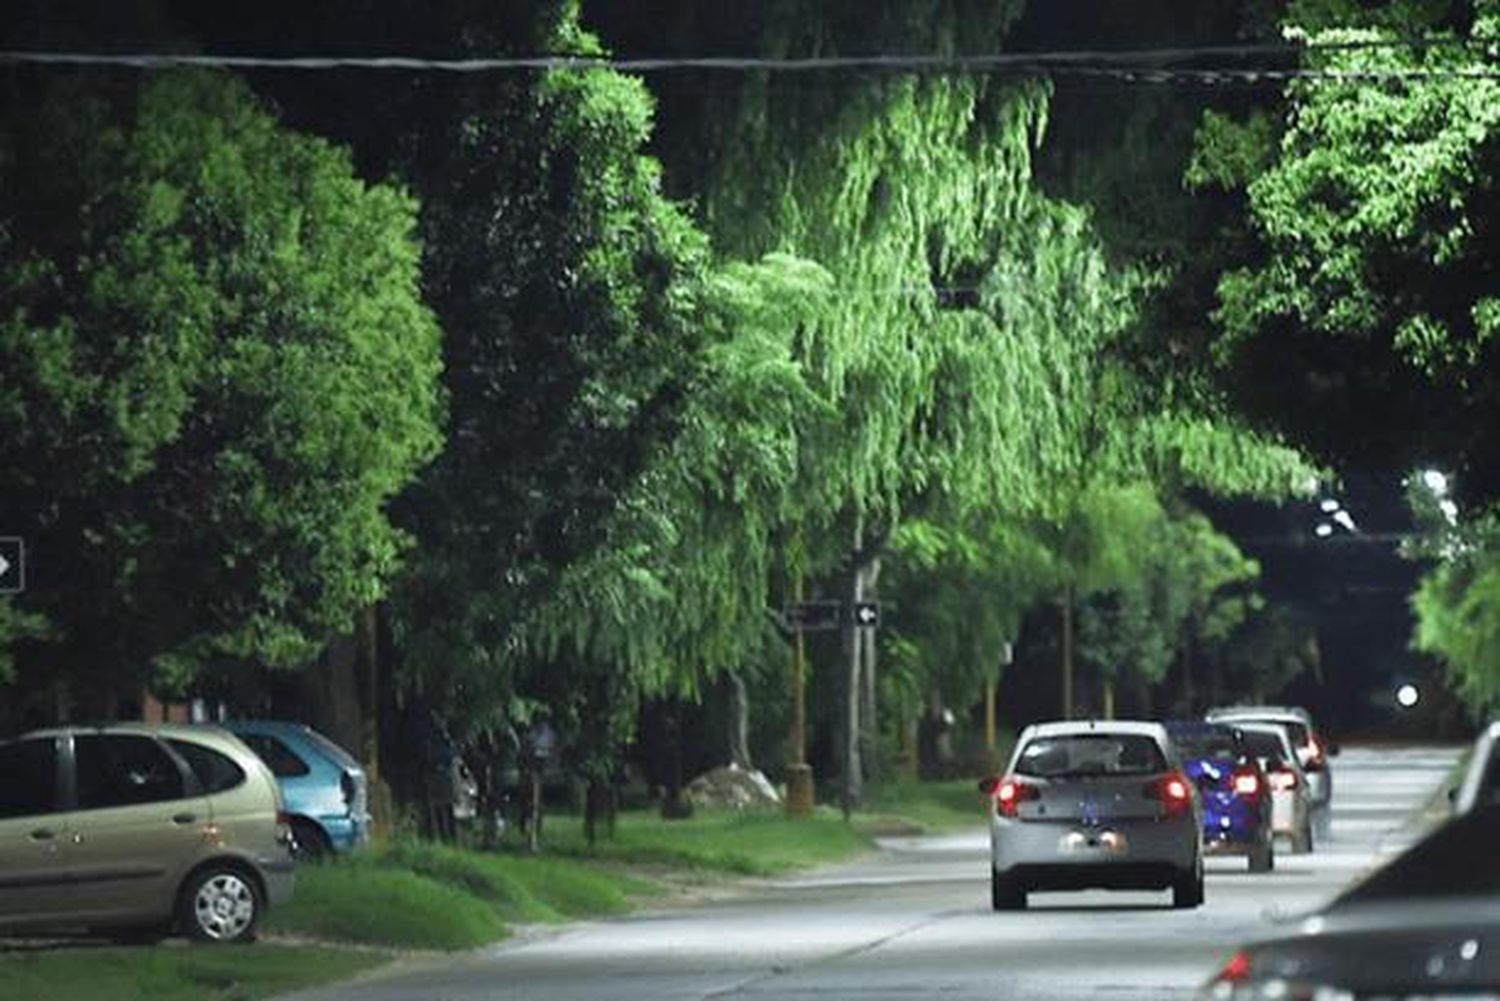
[994,776,1040,818]
[1149,772,1193,815]
[1214,950,1252,984]
[1268,768,1299,792]
[1231,769,1262,798]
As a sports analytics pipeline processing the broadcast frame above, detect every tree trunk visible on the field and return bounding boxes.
[1102,675,1116,720]
[725,670,752,770]
[1060,584,1075,720]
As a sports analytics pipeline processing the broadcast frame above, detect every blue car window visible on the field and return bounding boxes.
[241,734,311,778]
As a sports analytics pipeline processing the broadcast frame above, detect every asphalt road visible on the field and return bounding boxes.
[283,745,1459,1001]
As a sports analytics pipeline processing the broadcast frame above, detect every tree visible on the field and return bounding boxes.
[0,71,443,713]
[1208,2,1500,495]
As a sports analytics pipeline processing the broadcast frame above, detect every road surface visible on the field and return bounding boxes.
[282,745,1458,1001]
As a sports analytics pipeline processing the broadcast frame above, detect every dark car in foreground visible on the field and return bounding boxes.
[1198,802,1500,1000]
[1167,721,1275,872]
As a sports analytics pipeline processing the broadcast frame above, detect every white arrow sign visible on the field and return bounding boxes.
[0,553,8,578]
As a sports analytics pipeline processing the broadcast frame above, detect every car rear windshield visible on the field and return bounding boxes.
[1014,734,1167,778]
[1169,727,1241,762]
[1238,728,1292,764]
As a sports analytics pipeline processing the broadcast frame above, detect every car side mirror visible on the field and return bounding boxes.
[978,776,1000,795]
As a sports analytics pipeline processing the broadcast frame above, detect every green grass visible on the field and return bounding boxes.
[548,809,875,876]
[264,856,506,949]
[382,839,657,923]
[861,779,991,834]
[264,841,660,949]
[0,944,383,1001]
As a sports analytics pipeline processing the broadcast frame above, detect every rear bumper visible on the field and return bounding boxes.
[991,813,1199,878]
[315,815,372,853]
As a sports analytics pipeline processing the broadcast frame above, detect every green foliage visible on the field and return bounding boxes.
[266,857,506,949]
[0,946,384,1001]
[0,71,442,699]
[1209,4,1500,491]
[547,808,873,875]
[383,5,712,744]
[1220,601,1323,702]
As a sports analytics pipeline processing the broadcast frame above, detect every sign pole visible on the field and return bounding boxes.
[785,568,815,817]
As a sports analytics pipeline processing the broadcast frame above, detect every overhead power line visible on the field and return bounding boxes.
[0,37,1494,80]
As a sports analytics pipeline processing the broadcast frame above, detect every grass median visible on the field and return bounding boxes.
[0,944,383,1001]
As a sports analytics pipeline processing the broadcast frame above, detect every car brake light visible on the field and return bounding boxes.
[275,811,294,845]
[340,771,357,809]
[1231,769,1261,798]
[994,777,1039,818]
[1268,768,1298,791]
[1149,772,1193,814]
[1214,950,1252,984]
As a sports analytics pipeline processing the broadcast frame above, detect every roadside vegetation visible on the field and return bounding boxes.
[0,944,384,1001]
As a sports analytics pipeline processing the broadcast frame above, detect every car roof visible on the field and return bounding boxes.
[1207,706,1313,724]
[19,721,230,741]
[1022,720,1169,741]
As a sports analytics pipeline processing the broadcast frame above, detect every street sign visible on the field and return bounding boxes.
[852,601,881,628]
[781,600,842,633]
[0,537,22,595]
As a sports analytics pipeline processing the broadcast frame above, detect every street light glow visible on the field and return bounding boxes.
[1422,469,1449,496]
[1440,498,1459,524]
[1396,684,1420,708]
[1315,523,1334,538]
[1319,498,1341,513]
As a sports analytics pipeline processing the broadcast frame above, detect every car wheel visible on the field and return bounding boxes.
[1171,864,1204,909]
[291,819,332,862]
[991,868,1027,911]
[179,865,262,943]
[1249,837,1273,873]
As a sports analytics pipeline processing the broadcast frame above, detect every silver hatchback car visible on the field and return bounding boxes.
[984,721,1204,911]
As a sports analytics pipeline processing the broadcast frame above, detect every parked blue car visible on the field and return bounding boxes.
[1166,720,1274,872]
[226,721,371,859]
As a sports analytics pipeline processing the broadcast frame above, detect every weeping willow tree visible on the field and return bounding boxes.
[529,1,1319,808]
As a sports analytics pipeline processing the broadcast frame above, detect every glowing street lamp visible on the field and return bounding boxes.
[1396,684,1420,709]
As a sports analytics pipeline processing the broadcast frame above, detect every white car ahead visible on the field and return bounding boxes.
[984,720,1204,911]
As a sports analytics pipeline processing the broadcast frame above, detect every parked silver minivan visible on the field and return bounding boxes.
[0,723,296,942]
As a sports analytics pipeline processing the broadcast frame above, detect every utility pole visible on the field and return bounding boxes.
[841,514,864,821]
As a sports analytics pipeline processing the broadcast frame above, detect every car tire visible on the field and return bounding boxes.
[1171,864,1204,909]
[179,865,263,944]
[1249,836,1274,873]
[291,819,332,862]
[991,868,1027,911]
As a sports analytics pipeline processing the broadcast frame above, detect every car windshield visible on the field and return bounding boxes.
[1015,734,1167,778]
